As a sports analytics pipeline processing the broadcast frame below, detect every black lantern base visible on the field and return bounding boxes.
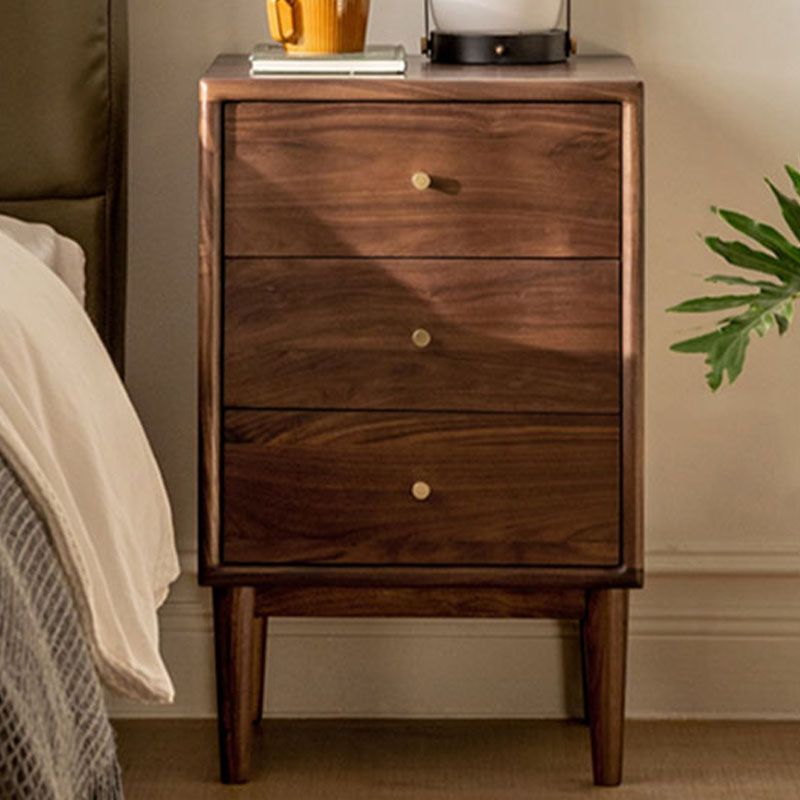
[428,30,570,66]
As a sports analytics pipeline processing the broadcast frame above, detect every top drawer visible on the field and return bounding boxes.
[224,102,621,259]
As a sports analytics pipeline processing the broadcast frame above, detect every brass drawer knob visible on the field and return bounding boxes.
[412,481,432,502]
[411,171,432,191]
[412,328,432,349]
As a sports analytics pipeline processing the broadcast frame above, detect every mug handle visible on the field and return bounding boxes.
[267,0,298,45]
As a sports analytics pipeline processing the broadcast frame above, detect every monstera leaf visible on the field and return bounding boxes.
[670,163,800,390]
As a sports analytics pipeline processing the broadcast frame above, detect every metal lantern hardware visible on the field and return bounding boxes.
[422,0,573,65]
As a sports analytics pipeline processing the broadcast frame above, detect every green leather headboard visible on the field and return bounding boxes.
[0,0,128,370]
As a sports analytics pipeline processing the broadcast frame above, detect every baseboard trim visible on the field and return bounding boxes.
[159,606,800,640]
[647,549,800,576]
[110,550,799,720]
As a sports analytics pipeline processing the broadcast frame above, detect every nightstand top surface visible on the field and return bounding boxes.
[200,54,641,103]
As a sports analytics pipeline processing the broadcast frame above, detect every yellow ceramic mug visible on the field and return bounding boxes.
[267,0,370,54]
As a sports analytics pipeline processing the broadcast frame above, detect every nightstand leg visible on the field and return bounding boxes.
[583,589,629,787]
[251,615,268,725]
[579,617,590,725]
[213,586,256,783]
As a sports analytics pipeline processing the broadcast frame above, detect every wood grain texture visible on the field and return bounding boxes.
[201,54,643,104]
[198,57,644,787]
[223,411,620,567]
[202,564,641,590]
[583,589,629,787]
[255,586,586,619]
[251,616,267,724]
[198,98,222,578]
[621,91,645,581]
[213,587,256,783]
[224,102,620,259]
[224,259,620,414]
[579,617,591,724]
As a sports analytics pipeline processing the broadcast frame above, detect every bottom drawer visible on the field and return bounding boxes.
[223,411,620,567]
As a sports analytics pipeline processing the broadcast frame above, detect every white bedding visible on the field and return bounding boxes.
[0,215,86,306]
[0,226,179,703]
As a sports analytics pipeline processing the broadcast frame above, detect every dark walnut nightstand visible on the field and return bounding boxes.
[199,54,643,787]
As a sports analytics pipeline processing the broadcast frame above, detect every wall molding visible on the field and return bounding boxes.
[110,547,800,720]
[160,599,800,640]
[646,548,800,576]
[166,547,800,638]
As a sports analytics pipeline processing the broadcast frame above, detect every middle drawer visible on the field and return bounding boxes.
[224,258,620,414]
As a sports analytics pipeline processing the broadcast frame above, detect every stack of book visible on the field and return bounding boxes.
[249,44,407,75]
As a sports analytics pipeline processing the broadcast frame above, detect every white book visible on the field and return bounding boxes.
[250,44,407,75]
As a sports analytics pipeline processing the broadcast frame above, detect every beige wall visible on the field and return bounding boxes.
[117,0,800,718]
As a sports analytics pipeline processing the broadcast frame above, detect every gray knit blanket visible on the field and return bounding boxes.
[0,456,123,799]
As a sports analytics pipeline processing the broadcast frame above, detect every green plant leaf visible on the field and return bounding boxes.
[705,238,796,281]
[753,314,775,337]
[787,164,800,197]
[672,327,752,390]
[706,274,782,290]
[671,331,725,354]
[670,166,800,390]
[714,333,749,387]
[767,180,800,243]
[716,208,800,268]
[668,295,760,313]
[776,300,794,335]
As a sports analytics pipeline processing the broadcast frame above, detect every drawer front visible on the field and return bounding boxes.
[224,102,621,259]
[224,259,620,414]
[223,411,621,567]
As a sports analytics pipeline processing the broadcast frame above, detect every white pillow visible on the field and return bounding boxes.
[0,215,86,307]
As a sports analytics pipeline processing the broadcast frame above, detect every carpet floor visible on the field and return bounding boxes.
[114,719,800,799]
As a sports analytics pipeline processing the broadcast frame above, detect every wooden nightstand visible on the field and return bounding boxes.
[199,54,643,787]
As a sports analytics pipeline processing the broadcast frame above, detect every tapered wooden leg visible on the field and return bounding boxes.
[582,589,629,787]
[251,615,268,725]
[213,586,256,784]
[579,618,590,724]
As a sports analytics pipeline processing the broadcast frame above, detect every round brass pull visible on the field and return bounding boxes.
[412,328,432,349]
[411,171,432,191]
[412,481,432,502]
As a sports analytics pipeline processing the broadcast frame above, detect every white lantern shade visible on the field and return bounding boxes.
[430,0,564,34]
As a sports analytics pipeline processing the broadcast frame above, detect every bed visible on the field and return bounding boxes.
[0,3,179,798]
[0,0,128,370]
